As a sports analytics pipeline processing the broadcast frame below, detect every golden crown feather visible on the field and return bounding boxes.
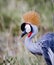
[23,11,41,27]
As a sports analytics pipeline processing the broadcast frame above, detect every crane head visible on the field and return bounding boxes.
[21,22,38,38]
[21,23,33,37]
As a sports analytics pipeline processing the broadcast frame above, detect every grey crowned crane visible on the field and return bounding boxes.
[20,22,54,65]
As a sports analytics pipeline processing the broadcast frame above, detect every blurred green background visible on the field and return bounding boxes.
[0,0,54,65]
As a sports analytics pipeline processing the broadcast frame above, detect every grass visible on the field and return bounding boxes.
[0,0,53,65]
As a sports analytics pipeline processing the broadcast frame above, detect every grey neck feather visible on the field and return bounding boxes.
[24,25,43,55]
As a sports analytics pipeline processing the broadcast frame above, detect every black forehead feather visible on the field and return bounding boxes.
[21,23,26,31]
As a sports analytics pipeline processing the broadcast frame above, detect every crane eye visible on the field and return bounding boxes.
[25,24,31,33]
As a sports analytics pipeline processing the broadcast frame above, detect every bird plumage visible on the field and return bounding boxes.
[21,23,54,65]
[48,48,54,65]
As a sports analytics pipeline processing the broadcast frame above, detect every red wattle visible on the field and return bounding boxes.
[28,32,32,37]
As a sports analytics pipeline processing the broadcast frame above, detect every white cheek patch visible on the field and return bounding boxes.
[25,24,31,33]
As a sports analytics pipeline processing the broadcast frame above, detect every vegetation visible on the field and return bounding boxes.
[0,0,54,65]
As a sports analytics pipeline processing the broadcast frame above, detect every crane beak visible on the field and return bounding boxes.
[21,31,27,37]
